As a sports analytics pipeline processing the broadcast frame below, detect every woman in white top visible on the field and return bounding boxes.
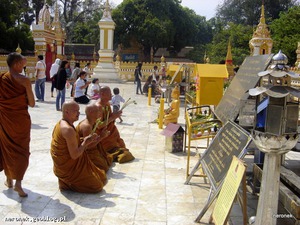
[89,78,100,100]
[74,71,91,104]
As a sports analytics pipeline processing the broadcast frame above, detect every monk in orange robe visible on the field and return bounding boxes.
[50,101,106,193]
[0,52,35,197]
[96,86,134,163]
[76,103,113,172]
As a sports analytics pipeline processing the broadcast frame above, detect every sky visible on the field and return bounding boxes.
[109,0,223,20]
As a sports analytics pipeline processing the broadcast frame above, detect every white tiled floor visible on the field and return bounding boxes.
[0,82,299,225]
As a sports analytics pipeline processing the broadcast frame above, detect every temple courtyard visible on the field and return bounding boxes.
[0,82,298,225]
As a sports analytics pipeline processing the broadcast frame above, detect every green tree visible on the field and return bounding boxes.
[112,0,209,61]
[270,5,300,65]
[216,0,297,26]
[206,23,253,65]
[0,0,35,52]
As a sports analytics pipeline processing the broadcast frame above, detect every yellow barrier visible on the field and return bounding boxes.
[158,97,165,129]
[148,87,152,106]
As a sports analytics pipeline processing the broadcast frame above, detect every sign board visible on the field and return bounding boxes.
[186,121,251,223]
[212,156,246,225]
[215,54,273,124]
[200,121,251,189]
[122,54,138,62]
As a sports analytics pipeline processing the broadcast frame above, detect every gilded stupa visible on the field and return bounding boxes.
[249,2,273,56]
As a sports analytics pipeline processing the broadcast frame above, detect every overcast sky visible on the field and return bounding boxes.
[109,0,223,20]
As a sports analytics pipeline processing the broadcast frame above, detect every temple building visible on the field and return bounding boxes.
[32,2,66,80]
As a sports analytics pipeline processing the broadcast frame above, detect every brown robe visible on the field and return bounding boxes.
[51,121,106,193]
[0,72,31,180]
[98,103,135,163]
[76,122,113,172]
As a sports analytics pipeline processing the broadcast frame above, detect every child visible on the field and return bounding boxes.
[89,78,100,100]
[111,87,125,123]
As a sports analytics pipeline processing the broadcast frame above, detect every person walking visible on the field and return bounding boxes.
[49,58,61,97]
[134,62,143,95]
[34,55,46,101]
[0,52,35,197]
[56,60,69,111]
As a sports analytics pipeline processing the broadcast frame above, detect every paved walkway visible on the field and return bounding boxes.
[0,82,299,225]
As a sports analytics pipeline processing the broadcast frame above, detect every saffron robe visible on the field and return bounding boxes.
[0,72,31,180]
[76,122,113,172]
[98,103,135,163]
[51,121,106,193]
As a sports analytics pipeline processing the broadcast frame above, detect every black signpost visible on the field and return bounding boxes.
[185,121,251,222]
[215,54,273,124]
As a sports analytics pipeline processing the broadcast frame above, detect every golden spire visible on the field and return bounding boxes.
[16,44,22,54]
[52,0,62,33]
[225,40,233,66]
[252,1,270,39]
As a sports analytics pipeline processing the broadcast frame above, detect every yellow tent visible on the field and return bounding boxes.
[194,64,228,106]
[167,64,185,83]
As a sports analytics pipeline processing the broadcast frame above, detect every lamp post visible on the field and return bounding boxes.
[248,50,300,225]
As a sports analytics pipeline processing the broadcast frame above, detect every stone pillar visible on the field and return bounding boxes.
[93,0,122,83]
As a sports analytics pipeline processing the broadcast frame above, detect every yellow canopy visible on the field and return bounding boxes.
[194,64,229,78]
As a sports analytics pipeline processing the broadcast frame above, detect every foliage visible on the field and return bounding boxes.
[112,0,210,61]
[216,0,297,26]
[270,5,300,65]
[206,23,253,65]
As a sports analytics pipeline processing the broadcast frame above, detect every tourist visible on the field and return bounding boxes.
[74,71,90,104]
[69,62,81,97]
[34,55,46,102]
[49,58,61,97]
[50,101,107,193]
[56,60,69,111]
[152,65,160,83]
[134,62,143,94]
[0,52,35,197]
[96,86,135,163]
[83,62,93,78]
[89,78,101,100]
[76,103,112,172]
[111,87,125,123]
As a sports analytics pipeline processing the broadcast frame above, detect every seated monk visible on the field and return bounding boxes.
[50,101,107,193]
[163,85,180,126]
[76,103,113,172]
[0,52,35,197]
[96,86,135,163]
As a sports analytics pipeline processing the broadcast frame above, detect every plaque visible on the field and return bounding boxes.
[215,54,273,124]
[200,121,251,189]
[212,156,246,225]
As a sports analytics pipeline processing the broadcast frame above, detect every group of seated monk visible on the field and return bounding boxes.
[50,86,134,193]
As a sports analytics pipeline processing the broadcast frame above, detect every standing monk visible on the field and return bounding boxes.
[50,101,107,193]
[0,52,35,197]
[76,103,113,172]
[96,86,135,163]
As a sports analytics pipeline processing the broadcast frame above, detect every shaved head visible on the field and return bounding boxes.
[62,101,78,113]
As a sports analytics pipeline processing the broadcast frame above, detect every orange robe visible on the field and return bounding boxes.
[98,103,134,163]
[76,122,112,172]
[0,72,31,180]
[51,121,106,193]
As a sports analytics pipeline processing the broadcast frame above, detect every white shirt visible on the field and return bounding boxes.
[89,83,100,97]
[111,94,125,106]
[74,78,86,98]
[35,61,46,79]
